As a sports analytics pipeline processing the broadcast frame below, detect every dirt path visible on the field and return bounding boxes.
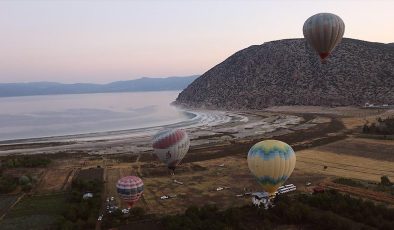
[61,168,79,190]
[135,154,142,176]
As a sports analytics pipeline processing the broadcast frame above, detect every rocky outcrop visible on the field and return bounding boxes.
[176,38,394,109]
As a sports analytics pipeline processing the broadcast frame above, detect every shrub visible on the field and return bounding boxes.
[19,175,31,185]
[0,175,17,193]
[380,176,392,186]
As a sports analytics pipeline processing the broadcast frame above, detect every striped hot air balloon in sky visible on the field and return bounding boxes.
[247,140,296,196]
[116,176,144,208]
[303,13,345,60]
[152,128,190,172]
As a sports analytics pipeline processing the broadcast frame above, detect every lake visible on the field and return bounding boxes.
[0,91,191,141]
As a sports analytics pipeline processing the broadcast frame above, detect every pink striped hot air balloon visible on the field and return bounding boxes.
[116,176,144,208]
[152,128,190,173]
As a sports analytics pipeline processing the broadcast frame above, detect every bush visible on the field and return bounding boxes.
[333,178,365,188]
[363,117,394,135]
[380,176,392,186]
[19,175,31,185]
[21,182,33,192]
[131,207,146,218]
[0,175,17,193]
[1,156,51,168]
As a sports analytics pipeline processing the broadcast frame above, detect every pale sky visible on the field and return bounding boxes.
[0,0,393,83]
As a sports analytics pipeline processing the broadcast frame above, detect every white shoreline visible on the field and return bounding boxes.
[0,109,240,144]
[0,109,306,156]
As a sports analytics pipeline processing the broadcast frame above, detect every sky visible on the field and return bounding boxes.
[0,0,393,83]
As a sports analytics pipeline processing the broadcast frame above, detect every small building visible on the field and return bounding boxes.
[83,192,93,199]
[251,192,271,209]
[276,184,297,195]
[364,103,374,107]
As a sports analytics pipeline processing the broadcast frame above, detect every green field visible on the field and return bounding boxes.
[0,195,18,217]
[1,193,67,230]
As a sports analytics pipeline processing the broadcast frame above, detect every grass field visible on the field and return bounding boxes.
[1,193,67,229]
[0,195,18,217]
[100,133,394,216]
[109,157,267,216]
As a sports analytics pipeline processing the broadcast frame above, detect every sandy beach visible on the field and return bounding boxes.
[0,109,304,156]
[2,106,392,157]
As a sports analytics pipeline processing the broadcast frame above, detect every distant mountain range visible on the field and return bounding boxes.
[0,76,198,97]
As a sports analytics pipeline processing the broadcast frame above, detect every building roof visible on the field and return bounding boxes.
[252,192,269,199]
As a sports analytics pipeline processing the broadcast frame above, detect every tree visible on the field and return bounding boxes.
[0,175,17,193]
[131,207,145,218]
[362,124,370,133]
[380,176,392,186]
[60,220,75,230]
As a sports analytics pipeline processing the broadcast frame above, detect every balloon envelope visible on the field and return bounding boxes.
[152,128,190,171]
[247,140,296,195]
[303,13,345,60]
[116,176,144,207]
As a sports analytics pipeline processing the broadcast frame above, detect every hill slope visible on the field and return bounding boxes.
[176,38,394,109]
[0,76,198,97]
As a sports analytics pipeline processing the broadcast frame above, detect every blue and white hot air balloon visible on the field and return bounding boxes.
[247,140,296,196]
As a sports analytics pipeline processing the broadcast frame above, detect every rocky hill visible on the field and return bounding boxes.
[176,38,394,109]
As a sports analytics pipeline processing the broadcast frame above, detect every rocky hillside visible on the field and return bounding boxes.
[176,38,394,109]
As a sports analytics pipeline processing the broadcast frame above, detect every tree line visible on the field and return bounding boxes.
[363,116,394,135]
[161,190,394,230]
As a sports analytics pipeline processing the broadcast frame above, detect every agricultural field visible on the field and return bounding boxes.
[75,167,104,182]
[1,193,67,230]
[296,138,394,182]
[35,168,75,193]
[317,137,394,161]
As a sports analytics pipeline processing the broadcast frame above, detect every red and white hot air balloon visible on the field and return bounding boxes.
[303,13,345,61]
[152,128,190,173]
[116,176,144,208]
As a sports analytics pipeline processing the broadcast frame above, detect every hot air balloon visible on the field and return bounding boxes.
[152,128,190,173]
[303,13,345,60]
[247,140,296,196]
[116,176,144,208]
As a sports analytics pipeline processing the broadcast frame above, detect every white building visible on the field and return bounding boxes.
[83,193,93,199]
[251,192,271,209]
[277,184,297,194]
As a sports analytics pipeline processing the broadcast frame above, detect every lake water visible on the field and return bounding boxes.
[0,91,191,141]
